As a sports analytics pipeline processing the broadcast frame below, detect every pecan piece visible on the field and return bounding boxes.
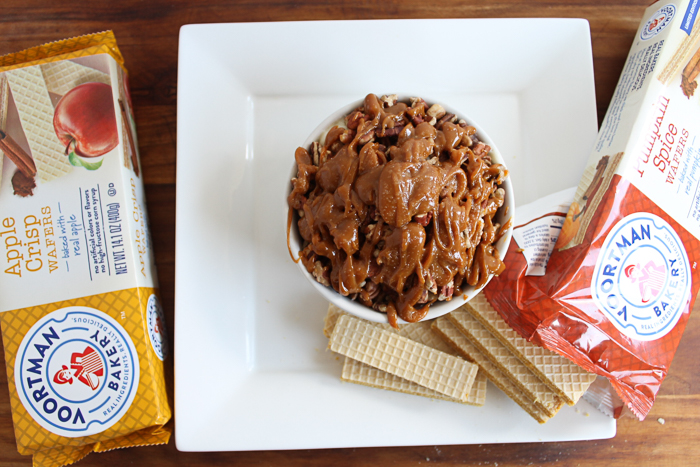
[346,110,365,130]
[425,271,438,294]
[380,94,398,107]
[365,281,380,301]
[472,142,491,158]
[357,129,375,146]
[382,125,405,138]
[427,103,446,120]
[339,129,357,144]
[436,113,456,130]
[413,212,432,226]
[416,287,429,304]
[312,261,331,287]
[310,141,320,166]
[409,113,425,125]
[437,281,454,301]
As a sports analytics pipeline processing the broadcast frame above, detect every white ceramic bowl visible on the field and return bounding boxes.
[288,95,515,323]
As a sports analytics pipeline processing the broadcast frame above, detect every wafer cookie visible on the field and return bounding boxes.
[463,295,596,405]
[447,311,563,416]
[6,66,72,182]
[658,19,700,85]
[40,60,110,96]
[342,357,488,406]
[432,317,551,423]
[329,314,478,402]
[325,304,454,353]
[325,304,487,405]
[571,152,623,247]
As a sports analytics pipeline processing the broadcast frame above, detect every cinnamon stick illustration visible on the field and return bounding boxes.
[574,155,609,221]
[0,129,37,178]
[118,99,140,177]
[681,46,700,98]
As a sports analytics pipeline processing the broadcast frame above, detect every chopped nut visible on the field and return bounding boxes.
[425,271,438,294]
[357,129,375,145]
[409,113,425,125]
[414,212,432,226]
[380,94,398,107]
[437,281,454,301]
[312,261,331,287]
[427,104,446,119]
[428,116,437,126]
[416,287,429,304]
[472,142,491,157]
[382,125,405,137]
[365,281,380,300]
[346,111,364,130]
[339,129,357,144]
[436,113,456,129]
[311,141,320,166]
[298,210,305,218]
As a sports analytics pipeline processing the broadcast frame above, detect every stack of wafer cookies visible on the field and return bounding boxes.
[462,294,597,406]
[324,305,487,406]
[0,59,112,188]
[431,295,596,423]
[324,294,595,422]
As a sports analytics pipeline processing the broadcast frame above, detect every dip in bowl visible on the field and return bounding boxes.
[287,94,514,327]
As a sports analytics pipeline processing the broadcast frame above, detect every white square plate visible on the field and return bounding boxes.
[175,19,615,452]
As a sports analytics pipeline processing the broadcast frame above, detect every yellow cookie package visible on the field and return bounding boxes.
[0,32,171,467]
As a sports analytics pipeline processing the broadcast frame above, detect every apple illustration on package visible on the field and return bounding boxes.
[54,82,118,170]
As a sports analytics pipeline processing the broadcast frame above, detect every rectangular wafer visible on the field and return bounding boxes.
[446,311,563,416]
[432,317,552,423]
[329,314,478,402]
[571,152,623,247]
[40,61,111,96]
[6,66,72,182]
[658,18,700,85]
[463,295,596,405]
[342,357,488,406]
[325,304,486,405]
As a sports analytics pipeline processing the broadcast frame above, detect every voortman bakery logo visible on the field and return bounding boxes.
[641,4,676,40]
[591,213,690,341]
[146,294,168,361]
[15,307,139,437]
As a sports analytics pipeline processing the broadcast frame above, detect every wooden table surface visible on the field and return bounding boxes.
[1,1,699,465]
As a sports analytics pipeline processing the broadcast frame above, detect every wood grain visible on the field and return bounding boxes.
[1,1,699,466]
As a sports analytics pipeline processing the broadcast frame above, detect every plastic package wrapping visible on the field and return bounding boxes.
[485,0,700,420]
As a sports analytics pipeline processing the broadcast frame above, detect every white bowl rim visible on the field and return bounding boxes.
[287,94,515,324]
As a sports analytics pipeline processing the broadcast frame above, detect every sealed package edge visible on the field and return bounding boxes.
[0,31,171,466]
[486,0,700,421]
